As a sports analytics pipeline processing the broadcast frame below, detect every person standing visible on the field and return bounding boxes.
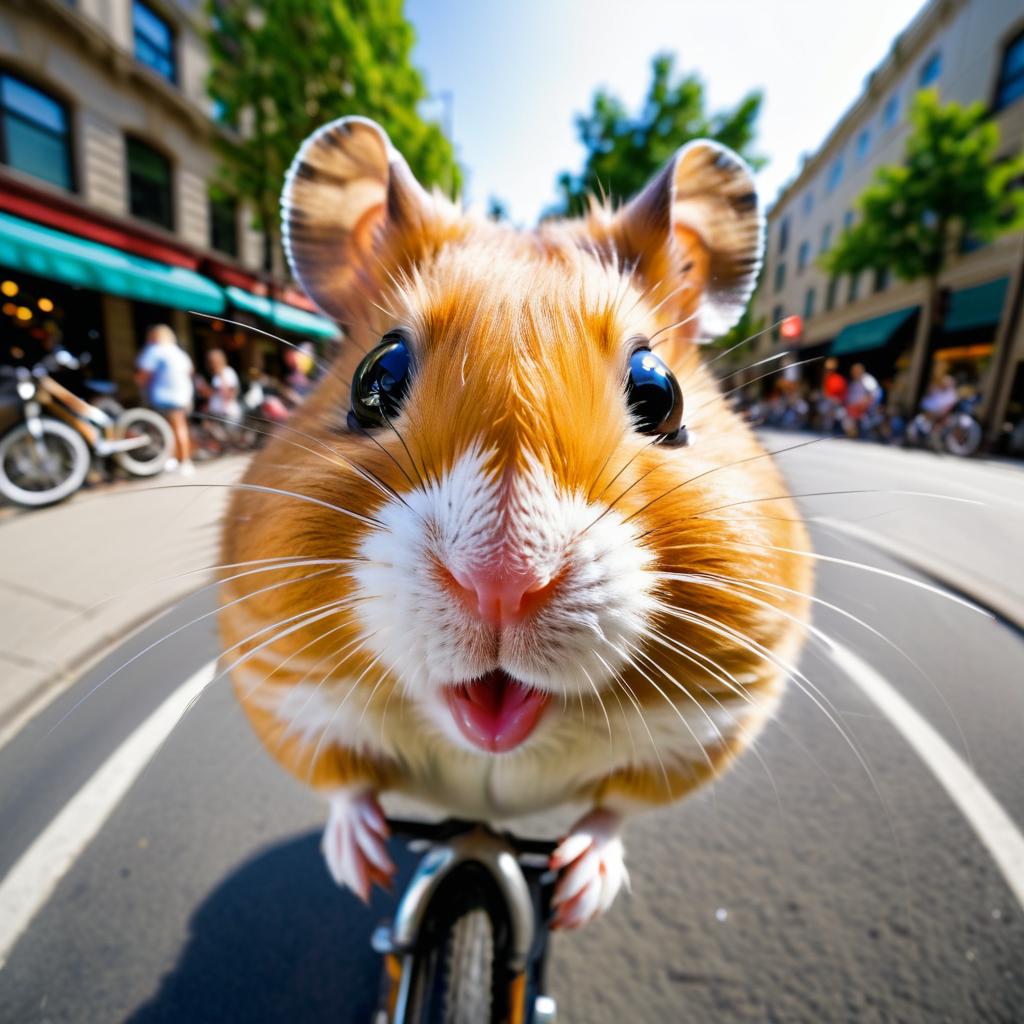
[818,357,847,433]
[135,324,194,475]
[844,362,881,438]
[204,348,242,424]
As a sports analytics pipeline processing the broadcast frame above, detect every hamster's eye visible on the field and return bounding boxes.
[626,348,685,442]
[349,332,412,429]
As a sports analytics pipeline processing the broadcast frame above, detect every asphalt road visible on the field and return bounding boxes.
[1,438,1023,1023]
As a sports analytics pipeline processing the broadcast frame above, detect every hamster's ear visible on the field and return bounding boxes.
[607,140,763,338]
[281,116,437,321]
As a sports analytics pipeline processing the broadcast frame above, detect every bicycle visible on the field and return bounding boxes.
[0,350,172,507]
[371,819,560,1024]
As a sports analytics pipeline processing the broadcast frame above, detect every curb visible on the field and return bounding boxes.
[816,517,1024,633]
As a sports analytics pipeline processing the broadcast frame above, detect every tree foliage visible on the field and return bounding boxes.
[822,89,1024,283]
[553,54,764,216]
[206,0,459,268]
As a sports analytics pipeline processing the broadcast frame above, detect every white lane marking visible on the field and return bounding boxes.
[831,641,1024,910]
[0,659,218,968]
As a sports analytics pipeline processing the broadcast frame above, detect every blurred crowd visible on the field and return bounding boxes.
[734,358,1000,457]
[134,324,314,474]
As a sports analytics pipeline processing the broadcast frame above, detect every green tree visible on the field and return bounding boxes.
[206,0,460,273]
[822,89,1024,408]
[553,53,764,216]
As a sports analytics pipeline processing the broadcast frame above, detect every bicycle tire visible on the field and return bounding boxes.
[403,864,509,1024]
[944,417,982,457]
[112,408,173,476]
[0,419,90,507]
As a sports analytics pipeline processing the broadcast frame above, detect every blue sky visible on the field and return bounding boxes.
[405,0,927,224]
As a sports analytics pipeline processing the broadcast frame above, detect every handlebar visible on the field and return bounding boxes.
[387,817,557,857]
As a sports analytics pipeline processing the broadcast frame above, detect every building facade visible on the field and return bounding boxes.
[751,0,1024,447]
[0,0,337,397]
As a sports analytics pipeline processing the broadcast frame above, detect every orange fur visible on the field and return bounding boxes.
[221,119,810,816]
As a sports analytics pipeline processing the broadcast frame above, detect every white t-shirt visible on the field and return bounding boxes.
[137,342,194,409]
[209,365,242,421]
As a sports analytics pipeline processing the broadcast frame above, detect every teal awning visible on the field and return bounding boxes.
[831,306,918,356]
[944,278,1008,333]
[0,211,224,313]
[225,285,340,341]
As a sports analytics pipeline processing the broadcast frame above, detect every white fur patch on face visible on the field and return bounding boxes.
[352,444,656,729]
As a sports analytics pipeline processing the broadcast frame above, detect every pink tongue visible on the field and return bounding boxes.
[447,671,549,753]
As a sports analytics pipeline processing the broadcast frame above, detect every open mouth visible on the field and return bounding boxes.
[446,670,549,753]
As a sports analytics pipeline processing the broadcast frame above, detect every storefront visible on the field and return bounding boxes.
[0,209,340,400]
[0,210,224,391]
[927,278,1009,392]
[0,268,105,374]
[829,304,921,408]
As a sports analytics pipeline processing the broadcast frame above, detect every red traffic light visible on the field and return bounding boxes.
[779,315,803,340]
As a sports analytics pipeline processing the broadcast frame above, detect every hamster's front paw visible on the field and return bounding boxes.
[321,789,395,903]
[549,807,629,930]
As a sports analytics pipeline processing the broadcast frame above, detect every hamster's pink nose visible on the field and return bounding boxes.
[449,567,555,629]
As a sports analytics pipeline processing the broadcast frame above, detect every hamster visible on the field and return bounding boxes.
[219,116,811,929]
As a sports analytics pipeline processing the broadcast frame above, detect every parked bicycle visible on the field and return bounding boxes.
[906,394,984,456]
[0,350,173,507]
[372,819,558,1024]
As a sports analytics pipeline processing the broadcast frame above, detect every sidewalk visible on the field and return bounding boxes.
[760,429,1024,629]
[0,456,248,740]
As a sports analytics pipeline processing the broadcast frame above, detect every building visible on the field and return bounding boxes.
[0,0,338,397]
[751,0,1024,446]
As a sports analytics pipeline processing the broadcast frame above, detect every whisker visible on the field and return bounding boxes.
[621,435,832,528]
[48,565,350,733]
[578,663,613,746]
[132,481,383,528]
[305,650,384,780]
[592,648,674,800]
[612,637,717,775]
[700,320,787,373]
[189,311,342,377]
[691,357,825,417]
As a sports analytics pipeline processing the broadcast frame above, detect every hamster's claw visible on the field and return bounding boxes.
[321,789,395,903]
[549,807,628,930]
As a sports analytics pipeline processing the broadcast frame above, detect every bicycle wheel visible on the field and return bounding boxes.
[944,416,982,457]
[0,419,90,507]
[112,408,173,476]
[403,864,509,1024]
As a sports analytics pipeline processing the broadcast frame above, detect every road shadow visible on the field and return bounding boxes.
[128,831,421,1023]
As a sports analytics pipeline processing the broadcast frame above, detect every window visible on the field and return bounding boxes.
[127,137,173,230]
[0,74,72,190]
[804,287,816,320]
[209,196,238,257]
[919,50,942,88]
[843,209,855,232]
[994,29,1024,111]
[847,272,860,304]
[826,277,839,312]
[873,266,890,293]
[820,222,832,253]
[771,304,784,342]
[802,190,813,216]
[856,128,871,162]
[826,151,845,194]
[133,1,176,83]
[881,93,900,131]
[774,261,786,293]
[778,216,790,254]
[797,240,810,273]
